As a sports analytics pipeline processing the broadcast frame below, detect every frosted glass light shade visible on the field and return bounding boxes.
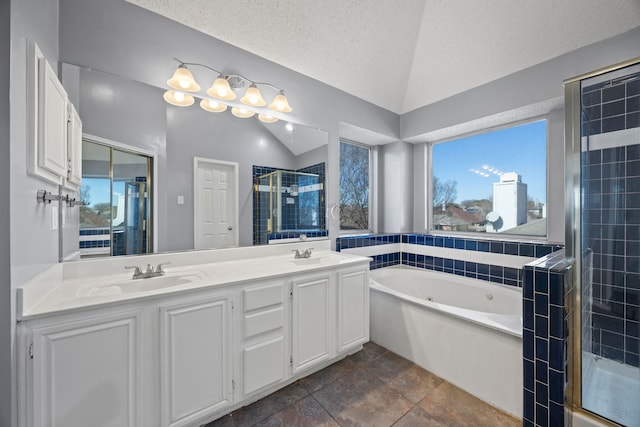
[240,84,266,107]
[167,66,200,92]
[200,98,227,113]
[258,114,279,123]
[269,91,292,112]
[163,90,195,107]
[231,107,255,118]
[207,75,236,101]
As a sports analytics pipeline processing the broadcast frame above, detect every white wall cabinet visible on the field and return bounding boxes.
[28,41,82,188]
[159,292,233,427]
[18,263,369,427]
[23,310,144,427]
[65,102,83,189]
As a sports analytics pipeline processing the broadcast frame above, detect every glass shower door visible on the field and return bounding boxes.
[579,63,640,427]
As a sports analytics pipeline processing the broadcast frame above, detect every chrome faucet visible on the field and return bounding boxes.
[125,262,170,279]
[293,248,314,259]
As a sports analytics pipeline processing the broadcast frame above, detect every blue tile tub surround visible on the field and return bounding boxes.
[336,233,562,287]
[522,250,574,427]
[267,230,328,242]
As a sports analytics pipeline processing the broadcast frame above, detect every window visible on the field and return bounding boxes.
[430,120,547,237]
[340,140,371,231]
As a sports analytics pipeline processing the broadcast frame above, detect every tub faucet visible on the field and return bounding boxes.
[293,248,314,259]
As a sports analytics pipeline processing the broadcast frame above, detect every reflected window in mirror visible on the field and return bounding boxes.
[80,139,154,257]
[340,139,371,232]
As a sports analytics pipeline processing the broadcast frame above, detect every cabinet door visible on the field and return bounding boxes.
[291,274,332,374]
[65,103,82,188]
[29,310,144,427]
[337,269,370,353]
[159,293,232,427]
[38,57,68,179]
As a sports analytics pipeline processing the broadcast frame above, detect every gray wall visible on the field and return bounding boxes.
[0,0,11,424]
[9,0,61,425]
[58,0,401,249]
[166,106,297,249]
[403,26,640,243]
[379,141,414,232]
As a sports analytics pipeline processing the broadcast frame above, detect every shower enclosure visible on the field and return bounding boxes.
[565,59,640,426]
[254,169,325,245]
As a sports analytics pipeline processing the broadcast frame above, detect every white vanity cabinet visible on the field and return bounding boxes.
[337,268,370,353]
[18,253,370,427]
[20,309,144,427]
[291,272,333,374]
[159,291,233,427]
[239,280,287,399]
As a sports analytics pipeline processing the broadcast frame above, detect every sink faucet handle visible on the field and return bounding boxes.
[155,262,170,275]
[305,248,314,256]
[292,249,302,258]
[124,265,142,277]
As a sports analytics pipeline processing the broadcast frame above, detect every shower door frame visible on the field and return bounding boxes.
[564,56,640,424]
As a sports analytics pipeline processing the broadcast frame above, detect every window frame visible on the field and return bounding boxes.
[339,138,376,235]
[426,117,550,241]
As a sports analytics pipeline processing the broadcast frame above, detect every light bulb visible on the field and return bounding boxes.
[269,91,292,113]
[240,84,266,107]
[178,79,190,89]
[174,92,185,101]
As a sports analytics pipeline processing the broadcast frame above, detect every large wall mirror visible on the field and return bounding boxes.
[62,64,328,258]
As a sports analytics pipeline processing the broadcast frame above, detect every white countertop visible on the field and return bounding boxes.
[17,242,370,320]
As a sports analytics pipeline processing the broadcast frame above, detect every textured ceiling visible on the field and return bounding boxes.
[127,0,640,114]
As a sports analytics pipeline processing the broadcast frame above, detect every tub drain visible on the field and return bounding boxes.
[486,293,494,300]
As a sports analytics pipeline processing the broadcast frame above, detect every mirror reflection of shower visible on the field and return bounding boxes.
[253,163,326,245]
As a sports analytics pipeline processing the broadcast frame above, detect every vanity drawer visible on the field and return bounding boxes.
[244,306,284,338]
[243,282,284,312]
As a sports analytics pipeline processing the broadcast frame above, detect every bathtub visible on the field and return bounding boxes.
[369,265,523,417]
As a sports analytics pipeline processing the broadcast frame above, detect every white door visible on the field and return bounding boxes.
[194,158,238,249]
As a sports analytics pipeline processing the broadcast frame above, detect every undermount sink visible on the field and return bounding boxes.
[76,271,208,298]
[290,257,325,265]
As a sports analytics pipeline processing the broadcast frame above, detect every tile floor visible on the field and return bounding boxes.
[204,342,521,427]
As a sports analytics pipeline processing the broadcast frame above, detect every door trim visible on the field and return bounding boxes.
[193,157,239,249]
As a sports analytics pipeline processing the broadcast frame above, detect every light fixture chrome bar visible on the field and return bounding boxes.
[171,58,287,94]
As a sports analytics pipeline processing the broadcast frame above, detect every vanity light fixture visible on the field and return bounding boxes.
[164,58,293,118]
[166,64,201,92]
[231,107,255,118]
[163,90,195,107]
[199,98,227,113]
[258,113,279,123]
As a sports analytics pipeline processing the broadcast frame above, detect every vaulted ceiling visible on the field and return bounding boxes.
[127,0,640,114]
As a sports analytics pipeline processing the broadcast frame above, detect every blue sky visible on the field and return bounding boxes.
[432,120,547,204]
[82,178,124,207]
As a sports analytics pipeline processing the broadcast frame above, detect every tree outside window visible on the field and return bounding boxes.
[340,141,370,231]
